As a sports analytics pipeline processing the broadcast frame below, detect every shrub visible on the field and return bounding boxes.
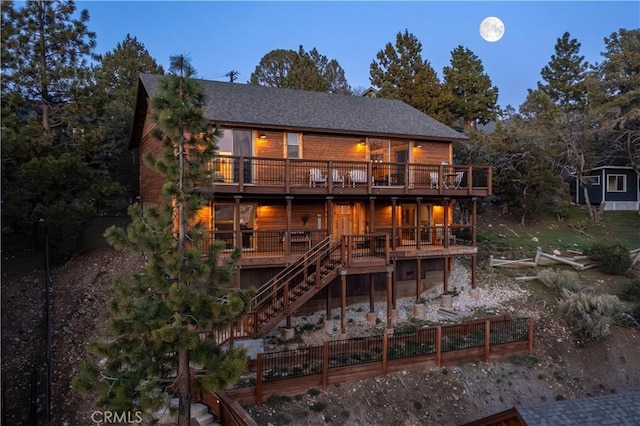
[267,394,292,407]
[585,243,632,275]
[559,289,623,341]
[620,280,640,303]
[537,268,581,291]
[309,401,327,412]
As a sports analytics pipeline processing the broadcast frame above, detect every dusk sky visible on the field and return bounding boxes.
[76,1,639,110]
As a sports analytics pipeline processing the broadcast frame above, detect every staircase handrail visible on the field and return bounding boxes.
[251,237,332,308]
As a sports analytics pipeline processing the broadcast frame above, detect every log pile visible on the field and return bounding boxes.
[490,247,640,271]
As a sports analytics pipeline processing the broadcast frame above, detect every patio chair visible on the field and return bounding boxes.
[429,172,439,189]
[452,171,464,189]
[332,169,345,187]
[348,169,368,187]
[309,168,327,187]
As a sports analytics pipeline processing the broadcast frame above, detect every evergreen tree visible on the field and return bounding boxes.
[73,57,251,424]
[534,32,602,220]
[369,30,452,123]
[250,45,352,94]
[442,45,500,132]
[2,0,96,137]
[590,29,640,173]
[1,0,119,256]
[90,34,165,196]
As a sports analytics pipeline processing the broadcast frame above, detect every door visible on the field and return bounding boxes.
[333,205,352,241]
[401,204,416,243]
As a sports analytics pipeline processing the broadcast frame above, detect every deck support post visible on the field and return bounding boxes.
[415,258,421,302]
[340,269,347,335]
[369,273,375,314]
[325,285,331,319]
[471,255,477,289]
[386,266,393,329]
[443,256,449,294]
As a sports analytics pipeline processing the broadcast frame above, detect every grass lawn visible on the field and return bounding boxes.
[477,205,640,260]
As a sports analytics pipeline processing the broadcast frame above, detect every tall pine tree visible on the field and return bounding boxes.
[73,56,251,424]
[442,45,500,133]
[369,30,452,123]
[534,32,602,220]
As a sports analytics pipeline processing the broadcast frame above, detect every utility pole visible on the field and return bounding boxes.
[225,70,239,83]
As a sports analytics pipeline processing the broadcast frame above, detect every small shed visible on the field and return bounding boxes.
[572,166,639,211]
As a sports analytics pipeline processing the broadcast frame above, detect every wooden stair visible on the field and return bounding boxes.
[216,238,344,343]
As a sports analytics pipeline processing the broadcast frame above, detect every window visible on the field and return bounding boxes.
[216,128,252,183]
[287,133,300,158]
[607,174,626,192]
[584,176,600,186]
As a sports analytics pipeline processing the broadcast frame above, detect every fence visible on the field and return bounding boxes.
[210,317,533,407]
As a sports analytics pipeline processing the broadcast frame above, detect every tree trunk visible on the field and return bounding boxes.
[501,201,509,215]
[581,179,599,222]
[37,2,51,135]
[177,349,191,426]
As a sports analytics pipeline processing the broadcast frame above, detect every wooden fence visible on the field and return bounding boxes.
[202,317,533,412]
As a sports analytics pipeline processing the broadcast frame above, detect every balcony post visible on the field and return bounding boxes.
[285,158,291,193]
[328,160,334,192]
[443,198,450,249]
[326,197,333,240]
[234,196,241,250]
[238,155,245,191]
[416,197,422,250]
[285,196,293,256]
[391,197,397,250]
[467,165,473,195]
[368,197,375,234]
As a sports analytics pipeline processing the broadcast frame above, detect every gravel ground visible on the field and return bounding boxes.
[263,259,531,351]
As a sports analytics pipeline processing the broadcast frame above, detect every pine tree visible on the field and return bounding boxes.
[73,56,251,425]
[369,30,452,123]
[90,34,165,196]
[534,32,602,220]
[1,0,96,136]
[590,29,640,173]
[442,45,500,132]
[249,45,352,94]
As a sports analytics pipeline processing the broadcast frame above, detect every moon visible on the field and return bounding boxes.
[479,17,505,42]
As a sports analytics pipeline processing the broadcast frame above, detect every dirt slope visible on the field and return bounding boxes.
[2,227,639,425]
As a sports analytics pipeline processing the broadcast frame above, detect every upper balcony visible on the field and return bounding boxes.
[208,156,492,198]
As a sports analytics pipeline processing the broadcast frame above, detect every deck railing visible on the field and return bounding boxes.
[210,156,491,193]
[198,226,470,258]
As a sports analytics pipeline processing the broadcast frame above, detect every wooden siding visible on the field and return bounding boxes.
[256,204,326,232]
[303,134,364,162]
[139,106,164,205]
[412,141,450,165]
[254,130,284,158]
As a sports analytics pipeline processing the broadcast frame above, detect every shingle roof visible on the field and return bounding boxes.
[138,74,466,141]
[517,391,640,425]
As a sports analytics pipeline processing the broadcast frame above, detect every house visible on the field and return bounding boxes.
[572,166,639,211]
[465,391,640,425]
[131,74,492,339]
